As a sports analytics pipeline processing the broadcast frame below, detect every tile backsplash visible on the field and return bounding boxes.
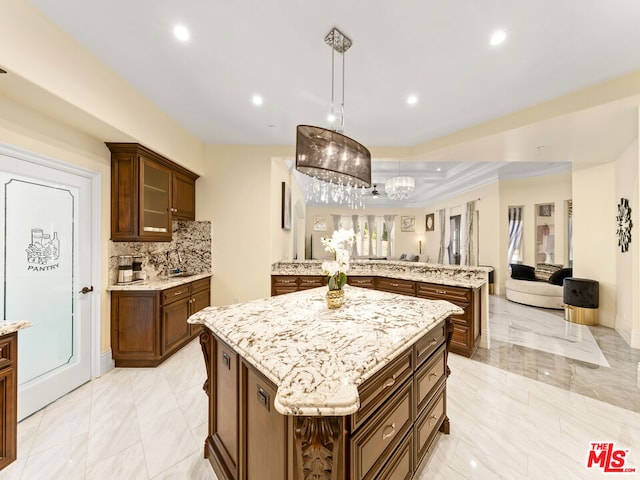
[109,220,212,284]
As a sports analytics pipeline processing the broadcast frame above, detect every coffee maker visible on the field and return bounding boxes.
[117,255,133,283]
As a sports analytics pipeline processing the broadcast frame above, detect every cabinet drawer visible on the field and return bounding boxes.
[416,282,471,302]
[377,431,413,480]
[415,345,446,414]
[377,277,415,296]
[414,321,445,368]
[271,275,298,287]
[190,277,210,294]
[0,334,15,370]
[161,285,190,304]
[354,349,412,431]
[298,276,324,290]
[415,386,445,466]
[348,276,376,289]
[272,286,298,296]
[351,380,413,480]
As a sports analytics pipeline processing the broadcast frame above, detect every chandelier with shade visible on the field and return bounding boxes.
[385,176,415,200]
[295,28,371,209]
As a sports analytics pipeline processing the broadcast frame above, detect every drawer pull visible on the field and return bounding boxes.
[429,338,438,347]
[173,291,184,296]
[428,372,438,380]
[391,283,399,287]
[428,415,438,427]
[381,423,396,440]
[383,377,395,388]
[436,289,447,294]
[257,386,270,411]
[222,352,230,369]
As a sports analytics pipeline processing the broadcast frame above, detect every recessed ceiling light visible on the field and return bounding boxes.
[252,95,263,106]
[327,113,336,123]
[436,168,442,172]
[490,29,507,46]
[407,94,418,105]
[173,24,190,42]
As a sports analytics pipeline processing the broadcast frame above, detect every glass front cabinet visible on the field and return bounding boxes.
[107,143,198,242]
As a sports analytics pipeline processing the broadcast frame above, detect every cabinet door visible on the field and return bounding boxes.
[140,156,172,241]
[245,366,287,480]
[161,298,191,355]
[172,172,196,220]
[111,292,159,365]
[0,338,16,471]
[110,153,138,240]
[212,338,239,479]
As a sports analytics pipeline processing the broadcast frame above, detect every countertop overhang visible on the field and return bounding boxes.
[0,321,32,336]
[272,260,490,289]
[188,286,463,416]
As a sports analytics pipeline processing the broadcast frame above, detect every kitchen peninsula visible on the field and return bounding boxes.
[189,286,463,480]
[272,260,491,357]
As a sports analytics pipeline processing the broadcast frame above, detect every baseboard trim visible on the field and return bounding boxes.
[631,328,640,349]
[100,349,115,375]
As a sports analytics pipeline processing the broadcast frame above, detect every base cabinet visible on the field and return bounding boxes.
[111,277,210,367]
[199,318,451,480]
[0,333,17,471]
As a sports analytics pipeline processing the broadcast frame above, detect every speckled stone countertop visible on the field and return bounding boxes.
[188,285,463,416]
[106,273,211,291]
[0,320,32,336]
[272,260,490,289]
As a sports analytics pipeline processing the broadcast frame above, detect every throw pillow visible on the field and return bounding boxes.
[399,253,407,260]
[535,263,563,282]
[510,264,536,281]
[549,267,573,286]
[405,253,417,261]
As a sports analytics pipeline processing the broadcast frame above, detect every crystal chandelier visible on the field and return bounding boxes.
[295,27,371,209]
[385,176,415,200]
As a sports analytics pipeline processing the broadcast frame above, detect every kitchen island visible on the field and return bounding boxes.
[188,285,463,480]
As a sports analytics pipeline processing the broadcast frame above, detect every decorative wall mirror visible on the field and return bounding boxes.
[535,203,555,264]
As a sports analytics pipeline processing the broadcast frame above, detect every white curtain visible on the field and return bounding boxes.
[437,209,446,263]
[461,200,476,266]
[383,215,395,257]
[351,214,360,257]
[508,206,523,263]
[367,215,376,257]
[331,214,341,233]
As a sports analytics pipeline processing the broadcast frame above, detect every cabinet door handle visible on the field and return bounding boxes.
[257,386,270,411]
[383,377,395,388]
[381,423,396,440]
[222,352,230,369]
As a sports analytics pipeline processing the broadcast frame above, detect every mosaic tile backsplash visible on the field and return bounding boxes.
[109,220,212,284]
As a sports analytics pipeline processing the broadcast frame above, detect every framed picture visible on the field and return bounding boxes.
[313,215,327,231]
[538,204,553,217]
[425,213,435,231]
[401,216,415,232]
[281,181,291,230]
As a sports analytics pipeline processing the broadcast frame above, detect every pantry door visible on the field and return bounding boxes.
[0,144,97,420]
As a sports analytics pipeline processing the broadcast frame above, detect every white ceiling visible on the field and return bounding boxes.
[21,1,640,206]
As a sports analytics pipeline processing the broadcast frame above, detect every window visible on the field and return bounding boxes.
[342,215,394,257]
[508,206,524,264]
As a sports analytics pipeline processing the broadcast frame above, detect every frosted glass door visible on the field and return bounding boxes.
[0,152,92,420]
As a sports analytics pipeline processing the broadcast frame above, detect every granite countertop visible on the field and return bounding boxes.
[188,285,463,416]
[106,273,212,291]
[272,260,490,289]
[0,320,32,336]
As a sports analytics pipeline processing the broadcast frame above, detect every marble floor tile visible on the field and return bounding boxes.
[5,294,640,479]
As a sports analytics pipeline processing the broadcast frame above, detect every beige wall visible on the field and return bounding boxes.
[573,163,617,328]
[614,135,640,346]
[305,206,426,260]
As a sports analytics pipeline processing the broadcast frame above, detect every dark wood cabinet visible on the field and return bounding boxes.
[271,275,481,357]
[0,333,17,471]
[107,143,198,242]
[200,319,450,480]
[111,277,210,367]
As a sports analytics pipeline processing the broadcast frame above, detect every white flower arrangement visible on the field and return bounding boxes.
[321,229,355,291]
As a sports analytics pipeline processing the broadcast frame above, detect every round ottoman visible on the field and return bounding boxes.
[563,277,599,325]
